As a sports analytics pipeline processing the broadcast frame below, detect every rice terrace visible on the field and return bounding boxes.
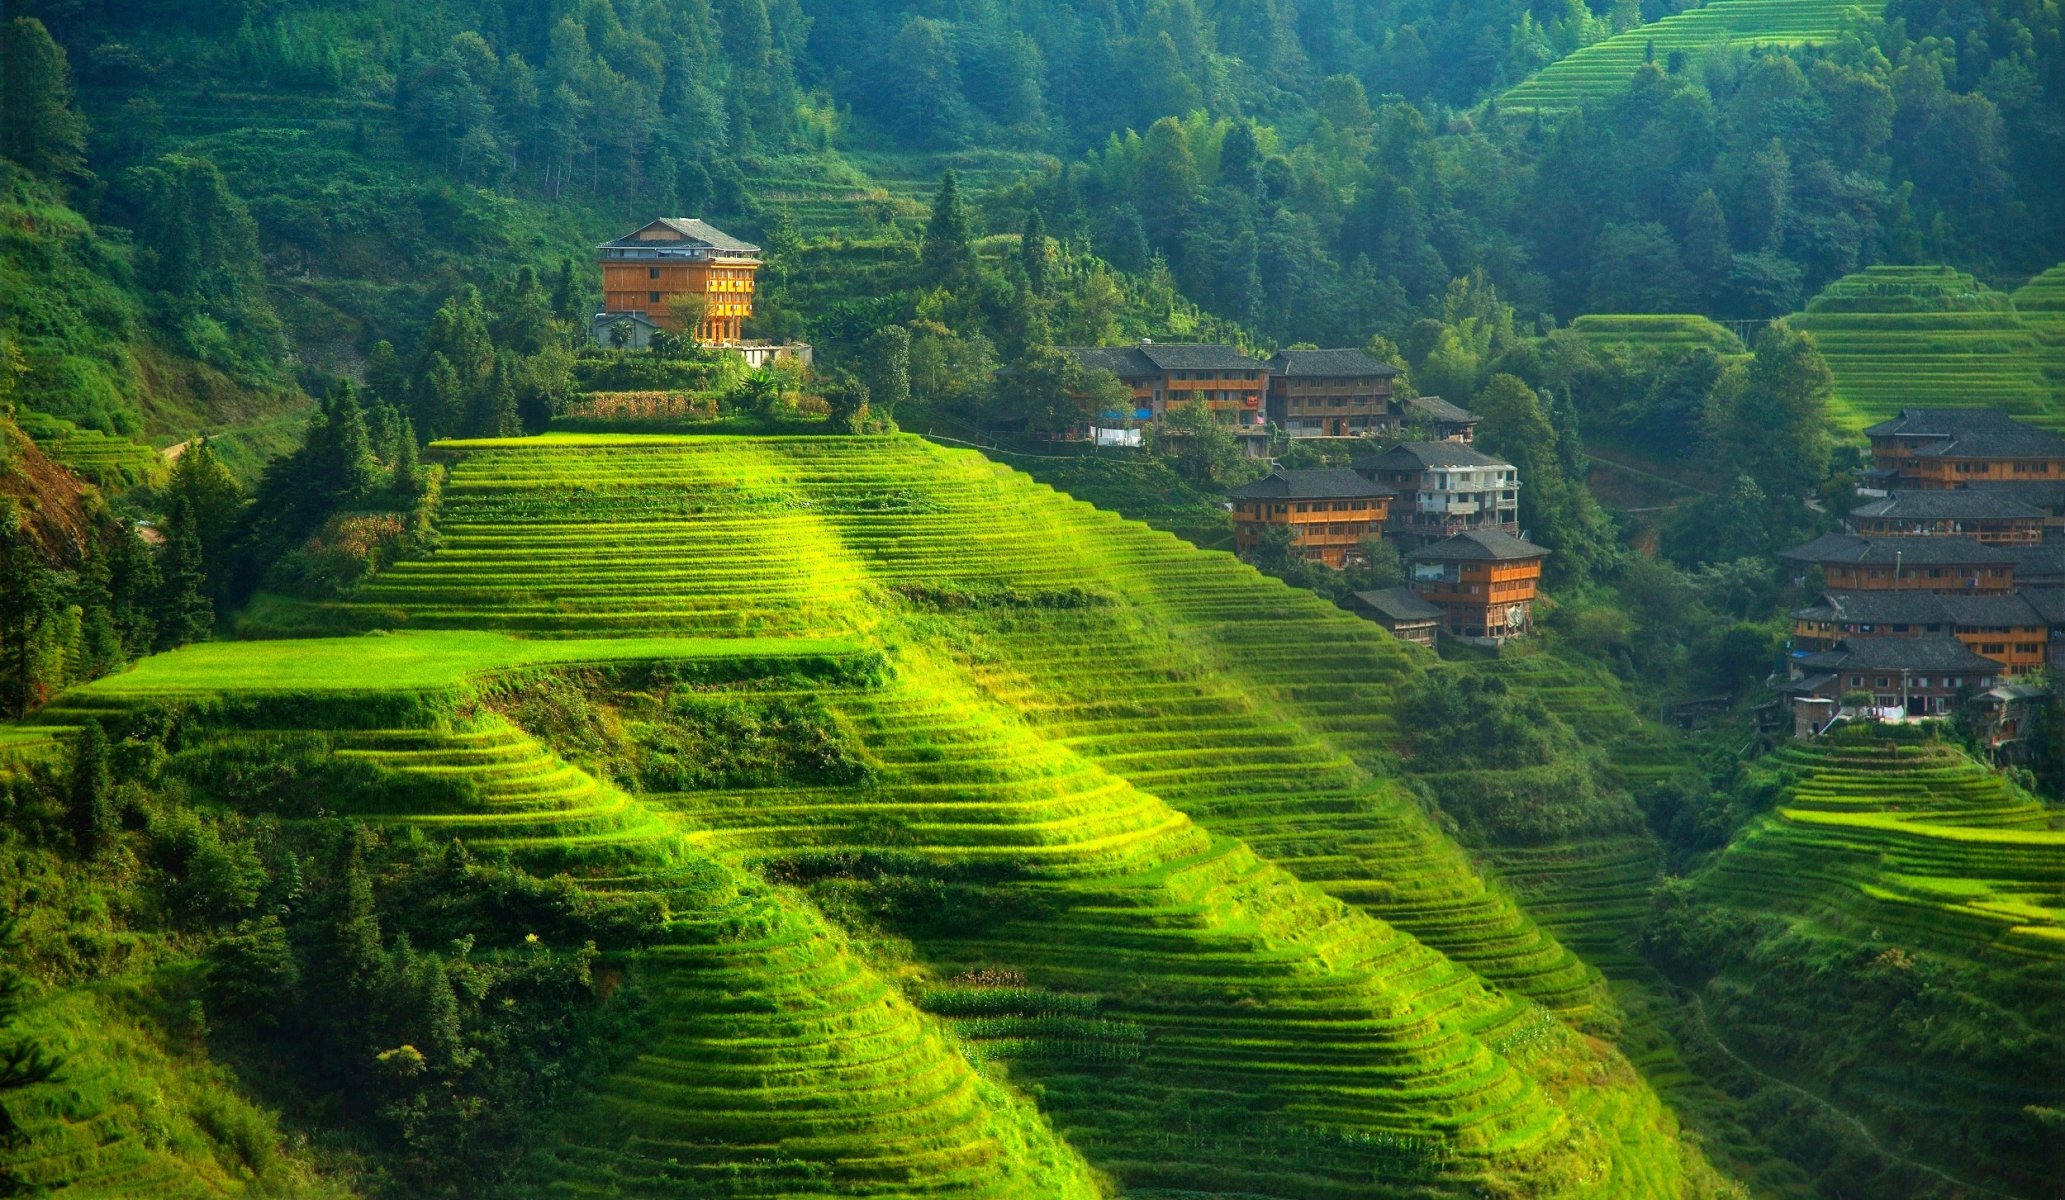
[3,1,2065,1198]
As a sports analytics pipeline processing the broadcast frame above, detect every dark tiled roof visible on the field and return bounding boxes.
[1063,346,1158,378]
[1965,480,2065,510]
[1863,408,2028,438]
[1849,492,2046,521]
[2010,541,2065,581]
[1356,441,1512,471]
[1799,635,2001,674]
[601,217,761,254]
[1268,349,1397,378]
[1227,468,1392,501]
[1907,430,2065,458]
[1350,587,1443,622]
[1935,593,2047,626]
[1402,395,1475,424]
[1793,591,1954,625]
[1778,533,2018,566]
[2021,589,2065,623]
[1408,529,1550,562]
[1137,343,1269,372]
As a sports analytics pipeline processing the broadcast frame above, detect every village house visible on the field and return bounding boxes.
[1354,442,1521,543]
[1265,349,1398,438]
[1863,408,2065,490]
[1227,468,1393,567]
[1786,636,2001,720]
[1343,587,1442,646]
[1061,342,1271,430]
[1789,590,2058,676]
[1396,395,1479,443]
[1965,480,2065,537]
[1971,683,2049,764]
[1407,529,1549,643]
[1846,491,2047,546]
[1779,533,2018,594]
[597,218,762,345]
[2011,541,2065,588]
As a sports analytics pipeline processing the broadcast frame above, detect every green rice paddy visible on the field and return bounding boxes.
[1569,314,1747,356]
[1792,263,2065,431]
[1502,0,1868,113]
[14,410,165,488]
[11,433,1754,1195]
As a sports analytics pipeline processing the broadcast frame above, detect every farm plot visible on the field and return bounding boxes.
[1503,0,1867,113]
[1791,264,2063,430]
[245,432,1718,1194]
[1569,315,1746,356]
[21,645,1103,1200]
[15,410,165,488]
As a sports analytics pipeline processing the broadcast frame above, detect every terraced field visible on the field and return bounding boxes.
[15,410,166,488]
[1791,264,2064,430]
[199,433,1730,1194]
[1569,315,1746,356]
[1502,0,1868,113]
[1703,735,2064,959]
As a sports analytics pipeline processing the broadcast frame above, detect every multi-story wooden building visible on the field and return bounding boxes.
[1396,395,1479,443]
[1264,349,1398,438]
[1968,480,2065,538]
[1062,343,1271,429]
[1862,408,2065,490]
[597,218,762,345]
[1355,442,1520,543]
[1228,469,1393,567]
[1344,587,1442,646]
[1847,491,2047,545]
[1779,533,2018,594]
[1407,529,1549,642]
[1787,636,2001,718]
[1789,591,2056,676]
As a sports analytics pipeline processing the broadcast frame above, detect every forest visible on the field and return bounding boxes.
[1,0,2063,1198]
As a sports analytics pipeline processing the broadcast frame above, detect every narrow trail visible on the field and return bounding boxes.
[1680,990,2020,1199]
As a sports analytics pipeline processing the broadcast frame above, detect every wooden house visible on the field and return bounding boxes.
[598,218,761,345]
[1228,468,1393,567]
[1787,636,2001,718]
[1396,395,1479,443]
[1061,343,1271,430]
[1863,408,2065,490]
[1847,491,2047,545]
[1264,349,1397,438]
[1789,590,2056,676]
[1344,587,1442,646]
[1779,534,2018,594]
[1407,529,1549,642]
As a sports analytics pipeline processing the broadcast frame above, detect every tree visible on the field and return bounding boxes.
[165,438,243,605]
[1020,208,1050,297]
[1714,323,1831,499]
[921,170,975,288]
[0,500,62,718]
[0,911,61,1186]
[992,344,1095,437]
[156,497,214,650]
[1150,403,1242,486]
[67,721,115,859]
[1683,190,1731,296]
[310,382,382,505]
[859,326,911,421]
[1,18,88,180]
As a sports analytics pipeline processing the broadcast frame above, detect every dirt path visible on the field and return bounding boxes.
[1681,990,2019,1199]
[161,439,193,463]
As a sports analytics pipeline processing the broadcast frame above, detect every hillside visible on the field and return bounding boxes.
[2,434,1741,1198]
[1501,0,1869,113]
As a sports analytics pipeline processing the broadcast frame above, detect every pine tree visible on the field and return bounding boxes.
[74,540,124,681]
[165,437,243,604]
[1684,189,1731,295]
[0,911,61,1177]
[313,382,381,505]
[156,497,214,650]
[416,352,465,442]
[104,524,160,658]
[1020,207,1050,296]
[393,418,423,499]
[921,170,975,287]
[365,340,407,412]
[67,721,115,859]
[0,499,62,718]
[1,18,88,180]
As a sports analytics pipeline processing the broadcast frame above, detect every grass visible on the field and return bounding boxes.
[1791,263,2065,431]
[14,410,166,489]
[1569,314,1747,356]
[1502,0,1870,113]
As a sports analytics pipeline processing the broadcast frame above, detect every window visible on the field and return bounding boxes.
[649,291,662,302]
[1875,677,1890,688]
[1850,675,1863,686]
[649,267,661,279]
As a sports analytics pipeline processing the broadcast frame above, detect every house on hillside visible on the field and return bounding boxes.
[1863,408,2065,491]
[1354,441,1520,544]
[1264,349,1397,438]
[592,310,661,350]
[1846,491,2047,545]
[1059,342,1271,432]
[1344,587,1442,646]
[1966,479,2065,537]
[1407,529,1549,643]
[1227,468,1393,567]
[1396,395,1479,443]
[597,218,762,345]
[1779,534,2018,594]
[1789,590,2055,676]
[2010,541,2065,588]
[1786,636,2002,719]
